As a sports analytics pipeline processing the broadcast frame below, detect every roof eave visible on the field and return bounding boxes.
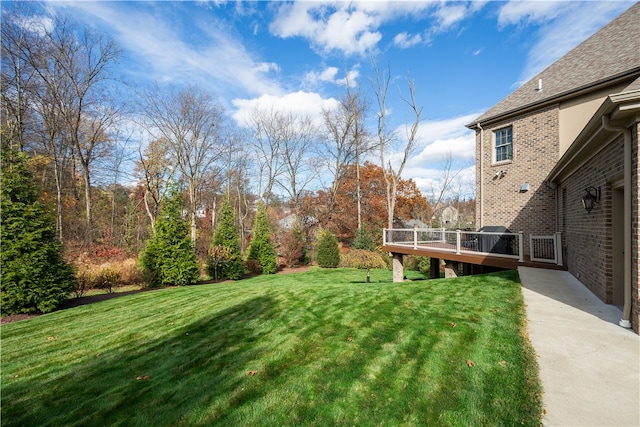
[466,68,640,130]
[546,89,640,184]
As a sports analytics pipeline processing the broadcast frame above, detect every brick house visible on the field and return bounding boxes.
[466,3,639,332]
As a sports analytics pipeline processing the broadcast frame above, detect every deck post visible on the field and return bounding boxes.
[518,231,524,262]
[392,253,404,282]
[413,228,418,249]
[444,261,459,278]
[430,257,440,279]
[456,229,461,255]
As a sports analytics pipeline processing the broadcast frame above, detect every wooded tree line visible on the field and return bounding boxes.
[2,5,468,263]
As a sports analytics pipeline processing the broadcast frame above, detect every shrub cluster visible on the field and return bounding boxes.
[339,249,388,270]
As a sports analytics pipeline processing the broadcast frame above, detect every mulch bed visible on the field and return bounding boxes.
[1,266,312,325]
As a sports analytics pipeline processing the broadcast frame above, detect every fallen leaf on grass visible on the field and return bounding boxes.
[247,370,258,376]
[450,322,457,328]
[543,409,548,415]
[136,375,150,381]
[497,360,507,366]
[47,336,56,341]
[465,360,475,367]
[347,336,353,342]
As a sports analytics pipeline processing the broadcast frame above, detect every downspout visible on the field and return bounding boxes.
[477,123,484,229]
[602,115,632,329]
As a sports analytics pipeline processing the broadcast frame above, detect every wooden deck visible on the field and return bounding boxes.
[381,243,568,271]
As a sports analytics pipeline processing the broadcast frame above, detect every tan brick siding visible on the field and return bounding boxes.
[476,106,559,253]
[633,122,639,333]
[561,136,624,303]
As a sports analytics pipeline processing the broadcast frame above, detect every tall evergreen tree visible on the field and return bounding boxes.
[209,197,244,280]
[1,147,75,314]
[139,185,199,287]
[247,203,277,274]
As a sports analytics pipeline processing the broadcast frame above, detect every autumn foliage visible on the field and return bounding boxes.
[301,162,431,242]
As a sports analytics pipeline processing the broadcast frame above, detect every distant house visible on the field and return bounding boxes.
[466,3,639,332]
[440,206,459,228]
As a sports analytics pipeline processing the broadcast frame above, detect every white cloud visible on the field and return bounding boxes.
[497,1,569,28]
[393,32,423,49]
[231,91,340,127]
[390,113,479,198]
[269,1,479,56]
[304,65,360,87]
[49,2,284,99]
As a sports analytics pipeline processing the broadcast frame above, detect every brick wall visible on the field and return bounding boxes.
[633,122,639,333]
[476,106,559,251]
[561,136,624,303]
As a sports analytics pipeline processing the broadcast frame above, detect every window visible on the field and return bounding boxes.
[494,126,513,162]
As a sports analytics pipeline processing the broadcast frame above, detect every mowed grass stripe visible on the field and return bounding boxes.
[1,268,541,426]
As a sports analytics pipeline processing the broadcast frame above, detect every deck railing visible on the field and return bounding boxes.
[383,228,564,266]
[383,228,525,262]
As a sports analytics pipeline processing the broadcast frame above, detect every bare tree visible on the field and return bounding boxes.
[142,84,225,244]
[426,151,465,227]
[320,83,370,228]
[371,62,423,229]
[247,106,317,210]
[0,2,39,151]
[136,137,172,234]
[2,10,122,245]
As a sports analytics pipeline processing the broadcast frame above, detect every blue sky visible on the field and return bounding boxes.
[36,0,635,198]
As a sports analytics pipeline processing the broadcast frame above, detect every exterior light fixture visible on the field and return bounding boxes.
[581,186,600,213]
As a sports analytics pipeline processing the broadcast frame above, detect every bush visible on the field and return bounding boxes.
[208,197,244,280]
[339,249,388,270]
[279,222,308,267]
[316,229,340,268]
[352,226,376,252]
[139,185,199,287]
[404,255,431,274]
[0,147,75,314]
[246,203,277,274]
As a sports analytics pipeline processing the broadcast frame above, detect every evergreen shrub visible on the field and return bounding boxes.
[139,185,199,287]
[247,204,277,274]
[0,148,75,314]
[316,229,340,268]
[208,197,244,280]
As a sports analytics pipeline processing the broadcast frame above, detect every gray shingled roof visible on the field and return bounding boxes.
[469,2,640,126]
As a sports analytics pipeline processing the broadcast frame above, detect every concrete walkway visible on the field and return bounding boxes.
[518,266,640,426]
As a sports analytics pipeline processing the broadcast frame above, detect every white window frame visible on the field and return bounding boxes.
[493,126,513,164]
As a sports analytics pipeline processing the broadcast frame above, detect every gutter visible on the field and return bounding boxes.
[477,123,484,229]
[602,115,632,329]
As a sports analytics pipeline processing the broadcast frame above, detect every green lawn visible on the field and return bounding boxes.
[1,268,542,426]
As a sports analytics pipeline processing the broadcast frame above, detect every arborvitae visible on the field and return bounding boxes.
[0,147,75,314]
[209,197,244,280]
[247,203,277,274]
[316,229,340,268]
[353,225,376,251]
[139,185,199,287]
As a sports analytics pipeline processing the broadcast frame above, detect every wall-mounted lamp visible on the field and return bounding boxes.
[581,186,600,213]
